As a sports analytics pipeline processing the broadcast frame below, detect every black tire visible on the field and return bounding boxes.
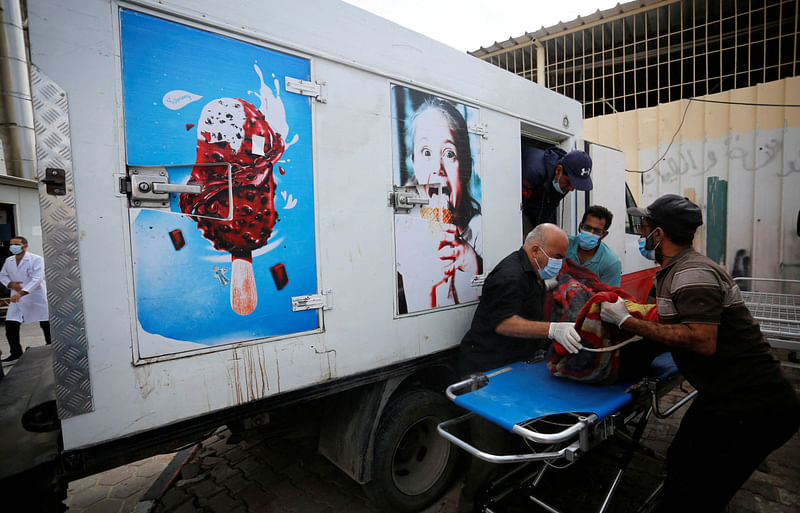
[364,388,460,512]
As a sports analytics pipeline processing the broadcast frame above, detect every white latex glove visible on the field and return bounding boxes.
[600,298,632,328]
[548,322,582,354]
[544,278,558,292]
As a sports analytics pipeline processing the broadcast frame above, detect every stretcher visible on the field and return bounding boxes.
[438,353,697,513]
[735,277,800,354]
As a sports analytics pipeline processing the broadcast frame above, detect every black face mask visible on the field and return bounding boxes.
[644,228,664,264]
[654,244,665,264]
[643,227,661,251]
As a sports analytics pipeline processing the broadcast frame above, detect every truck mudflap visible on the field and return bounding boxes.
[0,346,65,510]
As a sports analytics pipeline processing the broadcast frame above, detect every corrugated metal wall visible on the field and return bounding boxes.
[585,76,800,281]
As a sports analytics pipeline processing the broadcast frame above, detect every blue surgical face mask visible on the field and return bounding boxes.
[552,178,564,195]
[577,230,600,250]
[638,238,654,260]
[536,247,563,280]
[9,244,22,255]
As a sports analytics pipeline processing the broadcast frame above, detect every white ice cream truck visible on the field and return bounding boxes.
[0,0,649,509]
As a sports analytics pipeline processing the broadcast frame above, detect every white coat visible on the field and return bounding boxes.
[0,251,49,323]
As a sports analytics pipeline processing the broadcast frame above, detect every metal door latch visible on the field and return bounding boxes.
[388,190,430,213]
[41,167,66,196]
[120,163,229,208]
[388,184,442,213]
[123,166,201,208]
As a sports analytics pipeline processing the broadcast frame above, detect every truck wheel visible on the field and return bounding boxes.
[365,388,460,512]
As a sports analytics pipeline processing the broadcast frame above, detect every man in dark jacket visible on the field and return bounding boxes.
[522,146,593,229]
[459,223,581,375]
[457,223,582,512]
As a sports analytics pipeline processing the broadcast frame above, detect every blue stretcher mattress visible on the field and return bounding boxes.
[453,353,678,432]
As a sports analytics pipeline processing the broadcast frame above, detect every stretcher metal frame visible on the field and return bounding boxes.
[437,353,697,513]
[735,277,800,354]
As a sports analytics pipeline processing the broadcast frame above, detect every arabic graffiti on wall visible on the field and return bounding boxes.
[644,132,799,185]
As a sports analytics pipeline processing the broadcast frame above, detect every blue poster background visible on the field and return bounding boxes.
[120,9,318,346]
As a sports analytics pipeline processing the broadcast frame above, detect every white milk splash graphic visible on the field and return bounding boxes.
[251,64,299,149]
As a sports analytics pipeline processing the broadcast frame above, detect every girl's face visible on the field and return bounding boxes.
[412,108,462,212]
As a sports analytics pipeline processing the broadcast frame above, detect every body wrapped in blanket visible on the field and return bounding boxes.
[545,258,665,384]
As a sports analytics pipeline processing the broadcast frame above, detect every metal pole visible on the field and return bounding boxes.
[0,0,36,179]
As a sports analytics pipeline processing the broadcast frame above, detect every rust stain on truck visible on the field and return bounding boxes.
[230,346,270,404]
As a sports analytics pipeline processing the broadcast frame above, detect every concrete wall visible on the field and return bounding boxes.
[585,76,800,282]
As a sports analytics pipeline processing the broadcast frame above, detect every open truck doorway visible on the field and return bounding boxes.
[520,135,557,239]
[520,137,658,301]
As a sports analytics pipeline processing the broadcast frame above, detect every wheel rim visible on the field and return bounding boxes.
[390,414,451,496]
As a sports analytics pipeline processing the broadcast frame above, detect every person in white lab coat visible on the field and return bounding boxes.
[1,236,50,363]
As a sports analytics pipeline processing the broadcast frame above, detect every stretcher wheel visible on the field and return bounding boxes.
[364,388,461,512]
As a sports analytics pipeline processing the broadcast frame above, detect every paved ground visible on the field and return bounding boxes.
[62,453,176,513]
[149,371,799,513]
[0,320,49,361]
[3,327,798,512]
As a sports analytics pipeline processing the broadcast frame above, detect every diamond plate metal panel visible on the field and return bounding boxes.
[30,66,93,418]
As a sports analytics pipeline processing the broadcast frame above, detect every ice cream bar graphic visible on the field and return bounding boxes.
[420,198,452,226]
[419,181,453,239]
[180,97,285,315]
[418,180,458,307]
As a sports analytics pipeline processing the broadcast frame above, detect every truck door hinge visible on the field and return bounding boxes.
[41,167,67,196]
[470,274,486,288]
[292,289,333,312]
[119,175,132,195]
[468,122,488,138]
[285,77,327,103]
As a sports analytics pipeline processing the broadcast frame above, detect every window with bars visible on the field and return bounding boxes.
[477,0,799,119]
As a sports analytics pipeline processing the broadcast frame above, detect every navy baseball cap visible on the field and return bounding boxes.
[560,150,593,191]
[628,194,703,234]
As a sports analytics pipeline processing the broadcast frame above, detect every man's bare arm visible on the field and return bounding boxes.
[495,315,551,339]
[621,317,718,355]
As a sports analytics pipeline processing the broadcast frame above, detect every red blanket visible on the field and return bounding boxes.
[545,259,658,383]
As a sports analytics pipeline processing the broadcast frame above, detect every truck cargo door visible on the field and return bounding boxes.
[389,85,483,315]
[586,143,626,261]
[119,9,319,359]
